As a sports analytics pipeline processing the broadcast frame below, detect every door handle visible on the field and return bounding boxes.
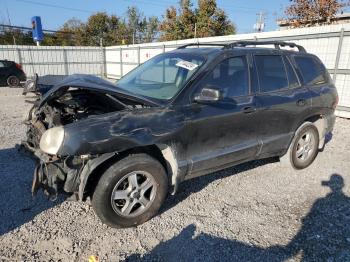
[297,99,306,106]
[243,106,256,114]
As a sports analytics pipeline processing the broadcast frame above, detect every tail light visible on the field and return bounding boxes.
[15,63,22,70]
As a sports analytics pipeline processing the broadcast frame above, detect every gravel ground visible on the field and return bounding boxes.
[0,87,349,262]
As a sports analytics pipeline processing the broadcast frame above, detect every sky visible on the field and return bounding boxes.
[0,0,293,33]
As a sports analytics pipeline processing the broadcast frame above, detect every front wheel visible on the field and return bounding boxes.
[92,154,168,228]
[281,122,319,170]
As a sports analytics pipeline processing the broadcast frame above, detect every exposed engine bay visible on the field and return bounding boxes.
[22,77,152,200]
[25,89,144,148]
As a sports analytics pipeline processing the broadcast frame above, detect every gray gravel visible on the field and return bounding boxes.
[0,87,349,261]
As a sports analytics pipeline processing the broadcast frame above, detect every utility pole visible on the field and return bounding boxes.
[254,11,266,32]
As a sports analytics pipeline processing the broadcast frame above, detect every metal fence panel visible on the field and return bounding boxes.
[0,45,104,77]
[1,24,350,115]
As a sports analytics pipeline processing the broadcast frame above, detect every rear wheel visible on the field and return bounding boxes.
[7,75,20,87]
[92,154,168,228]
[281,122,319,170]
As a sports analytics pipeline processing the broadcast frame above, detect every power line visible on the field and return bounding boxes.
[0,24,74,34]
[14,0,92,13]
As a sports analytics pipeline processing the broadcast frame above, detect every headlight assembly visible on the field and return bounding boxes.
[39,126,65,155]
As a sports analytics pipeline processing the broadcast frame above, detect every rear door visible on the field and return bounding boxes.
[253,53,312,157]
[181,54,260,178]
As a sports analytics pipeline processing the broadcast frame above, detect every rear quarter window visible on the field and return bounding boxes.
[294,56,328,85]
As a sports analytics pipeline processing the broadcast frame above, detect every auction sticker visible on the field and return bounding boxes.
[176,60,199,71]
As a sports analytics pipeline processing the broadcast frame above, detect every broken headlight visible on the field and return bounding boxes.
[39,126,65,155]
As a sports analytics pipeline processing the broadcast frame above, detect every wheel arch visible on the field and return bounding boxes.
[79,144,178,201]
[300,114,326,149]
[283,114,325,158]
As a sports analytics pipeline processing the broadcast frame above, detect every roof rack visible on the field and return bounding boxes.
[177,43,228,49]
[177,40,306,53]
[225,41,306,53]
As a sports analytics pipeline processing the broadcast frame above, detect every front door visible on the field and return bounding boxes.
[182,55,260,178]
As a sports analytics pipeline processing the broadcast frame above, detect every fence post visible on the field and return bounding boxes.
[137,46,141,65]
[120,48,123,77]
[163,44,165,53]
[63,49,69,75]
[101,47,106,77]
[333,28,344,83]
[16,47,22,65]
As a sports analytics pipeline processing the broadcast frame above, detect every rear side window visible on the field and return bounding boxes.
[284,57,300,88]
[294,56,326,85]
[0,61,5,68]
[255,55,288,92]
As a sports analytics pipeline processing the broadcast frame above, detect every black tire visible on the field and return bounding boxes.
[282,122,319,170]
[92,153,168,228]
[7,75,20,87]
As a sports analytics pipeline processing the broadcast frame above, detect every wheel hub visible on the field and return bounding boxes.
[130,190,141,199]
[296,130,316,162]
[110,171,157,217]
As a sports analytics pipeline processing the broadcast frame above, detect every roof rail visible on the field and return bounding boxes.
[177,43,227,49]
[225,40,306,53]
[177,40,306,53]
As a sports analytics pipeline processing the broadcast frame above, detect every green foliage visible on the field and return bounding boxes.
[0,1,236,46]
[160,0,236,41]
[0,29,33,45]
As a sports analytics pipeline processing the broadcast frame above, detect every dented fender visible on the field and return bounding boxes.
[78,152,116,200]
[58,108,185,156]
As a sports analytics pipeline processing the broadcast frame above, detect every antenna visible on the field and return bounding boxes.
[254,11,266,32]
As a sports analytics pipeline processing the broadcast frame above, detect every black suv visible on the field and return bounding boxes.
[23,41,338,228]
[0,60,26,87]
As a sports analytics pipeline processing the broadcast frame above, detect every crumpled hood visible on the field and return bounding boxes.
[38,74,158,108]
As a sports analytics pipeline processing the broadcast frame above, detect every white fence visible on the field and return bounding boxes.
[0,45,104,77]
[105,24,350,117]
[0,24,350,116]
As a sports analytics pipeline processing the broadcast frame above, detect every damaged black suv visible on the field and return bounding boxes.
[23,41,338,228]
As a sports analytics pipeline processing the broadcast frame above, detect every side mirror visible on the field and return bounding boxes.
[194,87,221,103]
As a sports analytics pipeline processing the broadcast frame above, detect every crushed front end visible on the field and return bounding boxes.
[21,75,153,201]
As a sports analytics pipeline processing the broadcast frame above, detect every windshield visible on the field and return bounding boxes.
[116,53,205,100]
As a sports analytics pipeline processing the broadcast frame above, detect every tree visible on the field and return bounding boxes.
[159,6,180,41]
[196,0,235,37]
[85,12,120,46]
[285,0,350,26]
[144,16,160,42]
[160,0,235,41]
[126,7,159,44]
[55,18,86,46]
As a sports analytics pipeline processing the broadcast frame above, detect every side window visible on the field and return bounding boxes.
[294,56,326,85]
[0,62,5,68]
[198,56,249,98]
[255,55,289,92]
[284,57,300,89]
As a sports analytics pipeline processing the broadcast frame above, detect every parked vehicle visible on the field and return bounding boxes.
[0,60,26,87]
[23,74,67,96]
[22,41,338,228]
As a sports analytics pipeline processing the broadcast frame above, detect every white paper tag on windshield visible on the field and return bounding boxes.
[176,60,199,71]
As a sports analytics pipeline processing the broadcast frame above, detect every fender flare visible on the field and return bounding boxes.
[78,152,116,200]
